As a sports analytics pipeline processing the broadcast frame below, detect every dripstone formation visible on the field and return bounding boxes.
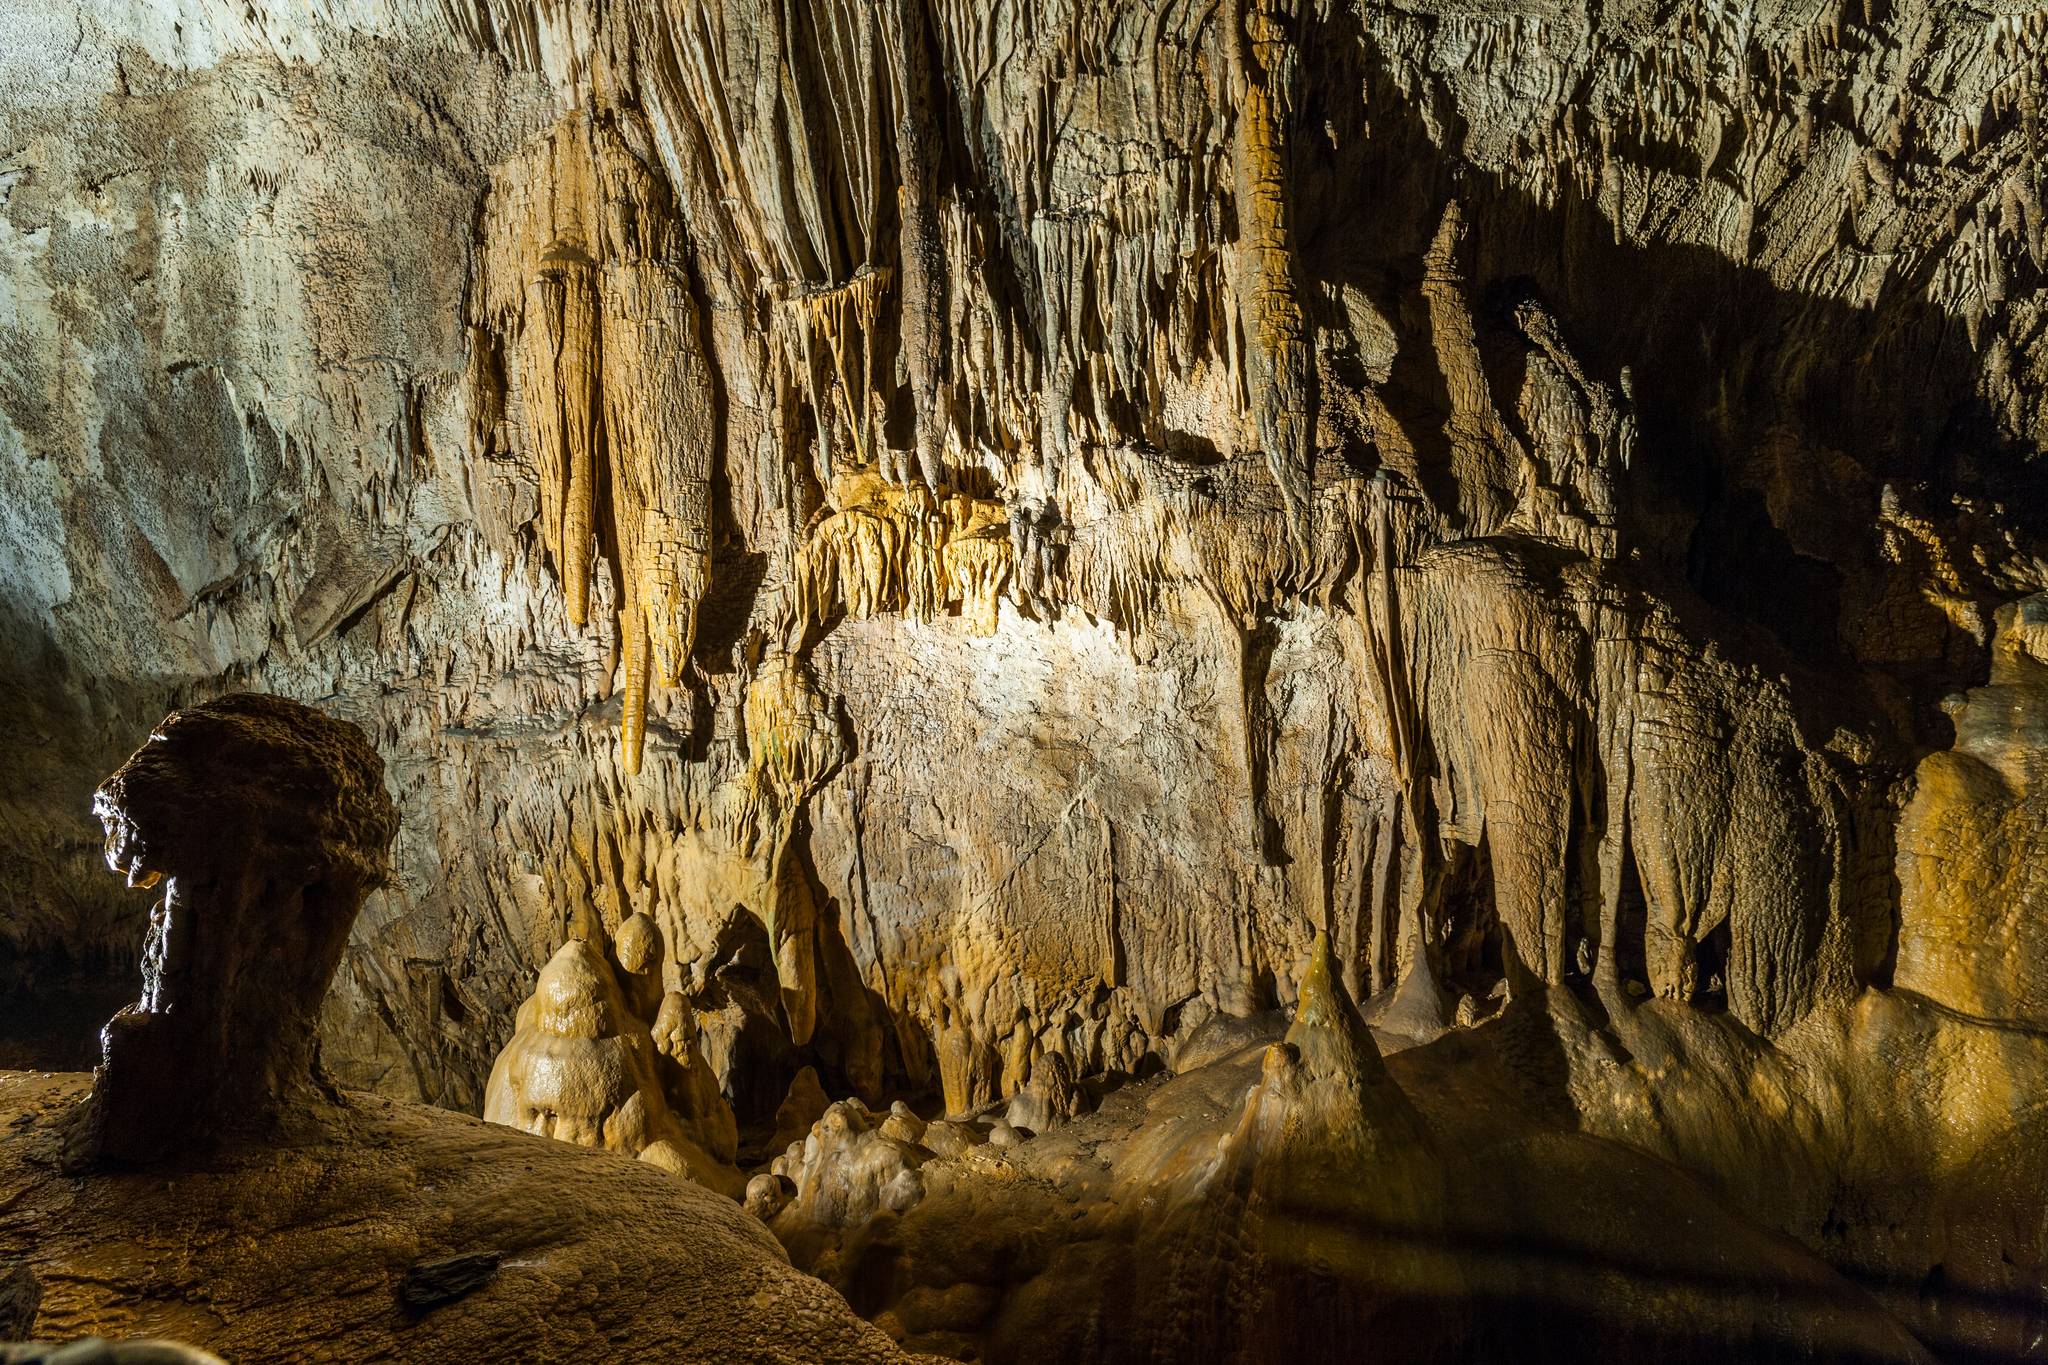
[1,0,2046,1361]
[3,695,922,1363]
[79,693,399,1163]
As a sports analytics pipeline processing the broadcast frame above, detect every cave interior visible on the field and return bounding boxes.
[1,1,2047,1362]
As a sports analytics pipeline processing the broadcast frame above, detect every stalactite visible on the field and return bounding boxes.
[887,0,950,489]
[599,260,717,775]
[1230,0,1314,549]
[786,267,896,478]
[522,244,602,626]
[789,470,1013,640]
[403,0,2048,1189]
[476,111,717,774]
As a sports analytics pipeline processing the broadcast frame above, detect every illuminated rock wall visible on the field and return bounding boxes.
[2,0,2044,1131]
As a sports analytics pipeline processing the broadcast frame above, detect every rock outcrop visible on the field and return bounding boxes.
[78,692,399,1164]
[751,938,1963,1364]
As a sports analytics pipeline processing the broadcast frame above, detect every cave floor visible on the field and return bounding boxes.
[11,975,2032,1364]
[0,1072,923,1364]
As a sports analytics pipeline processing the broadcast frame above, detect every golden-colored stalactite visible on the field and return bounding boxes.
[785,268,895,477]
[1231,0,1314,547]
[523,243,602,625]
[480,111,718,773]
[601,259,717,774]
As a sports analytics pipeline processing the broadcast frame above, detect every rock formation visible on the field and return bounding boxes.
[0,1337,225,1364]
[77,692,399,1163]
[8,0,2045,1121]
[3,1068,929,1364]
[2,696,920,1363]
[483,935,743,1193]
[1894,592,2048,1024]
[2,0,2047,1359]
[754,936,1963,1363]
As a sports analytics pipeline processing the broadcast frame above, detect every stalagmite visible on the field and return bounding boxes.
[1894,594,2048,1025]
[742,654,849,1046]
[485,937,742,1194]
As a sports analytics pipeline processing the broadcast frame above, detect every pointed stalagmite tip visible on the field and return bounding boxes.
[1283,931,1394,1083]
[1292,931,1343,1033]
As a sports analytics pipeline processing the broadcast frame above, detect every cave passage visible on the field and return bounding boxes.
[1,1,2045,1362]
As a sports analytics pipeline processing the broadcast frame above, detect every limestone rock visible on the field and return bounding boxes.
[0,1339,224,1365]
[769,1098,934,1238]
[1003,1051,1087,1136]
[3,1,2048,1359]
[484,938,740,1194]
[78,693,398,1165]
[6,0,2044,1141]
[1,1072,924,1365]
[769,1064,832,1156]
[1895,594,2048,1026]
[0,1264,40,1339]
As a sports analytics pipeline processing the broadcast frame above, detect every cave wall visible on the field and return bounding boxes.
[2,0,2044,1115]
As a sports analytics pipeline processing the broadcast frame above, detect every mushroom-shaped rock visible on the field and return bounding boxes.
[79,693,399,1165]
[486,939,741,1196]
